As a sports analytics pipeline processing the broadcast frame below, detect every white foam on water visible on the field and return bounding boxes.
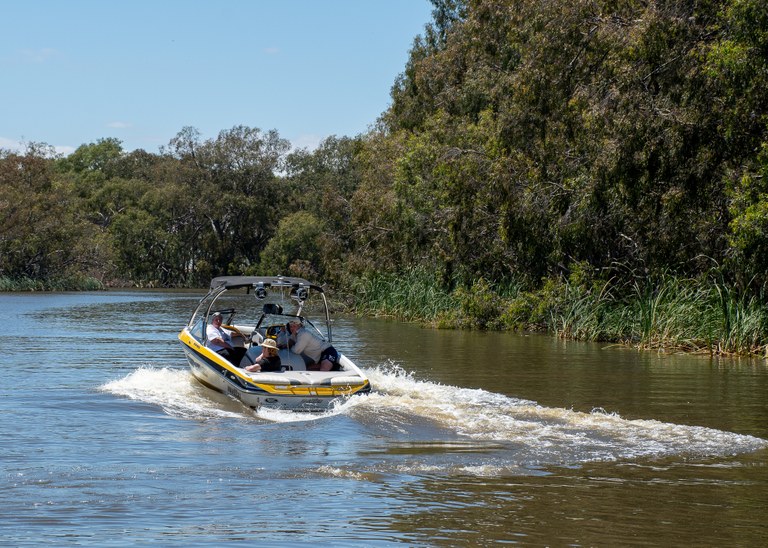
[99,367,245,420]
[100,363,767,466]
[350,363,768,463]
[101,366,353,424]
[254,405,338,423]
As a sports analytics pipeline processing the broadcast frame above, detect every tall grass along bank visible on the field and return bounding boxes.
[0,276,104,292]
[346,269,768,358]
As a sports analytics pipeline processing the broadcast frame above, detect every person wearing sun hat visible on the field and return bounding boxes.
[245,338,282,372]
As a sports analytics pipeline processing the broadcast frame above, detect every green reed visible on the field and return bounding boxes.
[628,276,712,351]
[541,273,768,356]
[712,281,768,356]
[547,277,617,342]
[349,267,457,322]
[0,275,104,292]
[346,268,768,356]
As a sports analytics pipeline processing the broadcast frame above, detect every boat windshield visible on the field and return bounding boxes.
[185,283,331,344]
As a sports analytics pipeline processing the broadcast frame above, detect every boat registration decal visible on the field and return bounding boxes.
[227,386,242,401]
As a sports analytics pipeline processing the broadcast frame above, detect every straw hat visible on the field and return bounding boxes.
[261,338,278,350]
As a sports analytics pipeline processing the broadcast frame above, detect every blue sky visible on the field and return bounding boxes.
[1,0,433,155]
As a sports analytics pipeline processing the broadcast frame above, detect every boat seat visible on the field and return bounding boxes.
[250,374,303,385]
[240,346,307,370]
[277,349,307,371]
[321,375,366,386]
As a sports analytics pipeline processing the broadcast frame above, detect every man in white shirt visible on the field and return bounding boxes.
[206,312,246,365]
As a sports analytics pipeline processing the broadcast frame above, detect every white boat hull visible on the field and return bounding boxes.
[180,329,370,412]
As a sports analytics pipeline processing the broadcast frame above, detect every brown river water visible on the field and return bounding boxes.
[1,290,766,546]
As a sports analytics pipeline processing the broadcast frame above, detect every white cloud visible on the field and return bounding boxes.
[291,134,323,151]
[264,46,280,55]
[55,145,76,156]
[107,121,132,129]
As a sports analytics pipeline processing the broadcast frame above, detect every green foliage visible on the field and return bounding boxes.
[446,278,505,330]
[57,138,123,175]
[383,0,756,285]
[2,0,768,355]
[257,211,327,279]
[282,136,364,284]
[0,145,108,282]
[727,143,768,283]
[344,264,768,356]
[110,208,166,285]
[0,275,103,291]
[163,125,289,279]
[350,267,458,322]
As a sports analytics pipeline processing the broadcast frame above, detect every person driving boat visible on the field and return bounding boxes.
[206,312,247,365]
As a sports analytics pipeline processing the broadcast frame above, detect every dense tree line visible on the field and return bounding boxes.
[379,0,768,292]
[2,0,767,301]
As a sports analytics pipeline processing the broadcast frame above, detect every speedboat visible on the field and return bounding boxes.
[178,276,371,411]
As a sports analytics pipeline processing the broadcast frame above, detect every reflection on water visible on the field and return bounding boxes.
[1,291,767,547]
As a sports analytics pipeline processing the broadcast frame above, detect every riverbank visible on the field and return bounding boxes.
[0,275,104,292]
[4,268,767,358]
[347,267,768,359]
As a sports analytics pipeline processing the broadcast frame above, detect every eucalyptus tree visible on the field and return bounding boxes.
[0,143,104,282]
[703,0,768,288]
[165,125,290,279]
[372,0,766,291]
[257,211,327,281]
[282,135,364,283]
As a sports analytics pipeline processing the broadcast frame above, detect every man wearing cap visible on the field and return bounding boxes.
[206,312,247,366]
[286,319,340,371]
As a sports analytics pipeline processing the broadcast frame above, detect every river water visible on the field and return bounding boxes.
[1,290,766,546]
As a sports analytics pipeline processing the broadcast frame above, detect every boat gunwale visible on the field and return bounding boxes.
[179,328,370,394]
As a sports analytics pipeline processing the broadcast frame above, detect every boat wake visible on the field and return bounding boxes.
[101,364,766,467]
[99,367,351,423]
[100,367,248,420]
[341,363,767,465]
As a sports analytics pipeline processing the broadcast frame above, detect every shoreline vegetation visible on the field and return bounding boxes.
[4,267,766,358]
[348,267,768,359]
[0,276,105,292]
[3,2,768,359]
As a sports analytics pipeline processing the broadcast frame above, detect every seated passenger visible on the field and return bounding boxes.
[206,312,247,365]
[286,319,340,371]
[245,338,282,372]
[275,324,290,348]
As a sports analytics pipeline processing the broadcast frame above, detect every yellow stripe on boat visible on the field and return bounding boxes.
[249,382,369,397]
[180,329,370,395]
